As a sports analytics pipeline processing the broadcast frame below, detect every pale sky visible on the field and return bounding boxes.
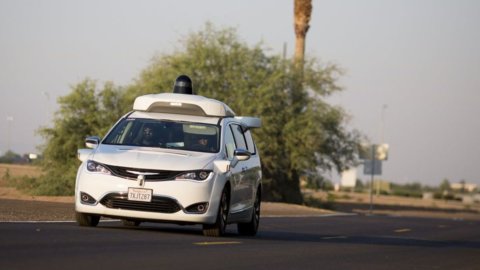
[1,0,479,186]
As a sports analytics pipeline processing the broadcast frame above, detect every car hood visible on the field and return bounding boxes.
[91,144,218,171]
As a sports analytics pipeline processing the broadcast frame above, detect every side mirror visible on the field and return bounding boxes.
[234,149,251,161]
[85,136,100,149]
[231,149,251,168]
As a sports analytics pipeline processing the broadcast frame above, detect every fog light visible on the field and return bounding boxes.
[80,192,97,205]
[198,171,210,180]
[185,202,209,214]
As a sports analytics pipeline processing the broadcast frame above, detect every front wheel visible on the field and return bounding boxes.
[203,187,229,237]
[75,212,100,227]
[237,188,261,236]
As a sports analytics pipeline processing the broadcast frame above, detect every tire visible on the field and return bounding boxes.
[122,219,141,227]
[237,188,261,236]
[75,212,100,227]
[203,187,229,237]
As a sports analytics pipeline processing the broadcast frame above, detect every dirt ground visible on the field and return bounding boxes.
[1,164,479,221]
[304,189,480,221]
[0,163,73,203]
[0,163,42,178]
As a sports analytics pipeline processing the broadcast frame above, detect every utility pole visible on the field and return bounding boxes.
[376,104,388,196]
[6,116,14,151]
[369,145,376,214]
[42,91,51,125]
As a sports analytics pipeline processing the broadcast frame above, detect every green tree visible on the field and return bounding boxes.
[36,79,125,195]
[0,150,23,164]
[390,182,424,198]
[439,178,451,192]
[354,179,365,193]
[126,24,359,203]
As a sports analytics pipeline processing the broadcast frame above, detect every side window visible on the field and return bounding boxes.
[230,124,247,150]
[224,126,236,159]
[244,130,257,155]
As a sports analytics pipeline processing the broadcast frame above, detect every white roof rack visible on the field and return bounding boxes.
[133,93,235,117]
[234,117,262,130]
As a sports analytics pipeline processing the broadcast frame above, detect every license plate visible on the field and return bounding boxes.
[128,188,152,202]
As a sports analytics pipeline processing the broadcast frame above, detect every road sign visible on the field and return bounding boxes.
[363,160,382,175]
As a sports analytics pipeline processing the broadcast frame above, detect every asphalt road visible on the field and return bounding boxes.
[1,215,479,270]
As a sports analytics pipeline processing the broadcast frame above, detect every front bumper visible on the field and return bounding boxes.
[74,166,225,224]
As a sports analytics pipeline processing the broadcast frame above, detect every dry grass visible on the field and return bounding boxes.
[334,191,479,211]
[0,163,73,203]
[304,189,480,220]
[0,163,43,180]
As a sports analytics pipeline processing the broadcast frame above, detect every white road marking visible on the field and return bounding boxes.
[0,220,118,223]
[194,241,242,246]
[263,213,357,218]
[394,228,412,233]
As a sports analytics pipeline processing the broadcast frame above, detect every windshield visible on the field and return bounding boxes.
[103,118,220,153]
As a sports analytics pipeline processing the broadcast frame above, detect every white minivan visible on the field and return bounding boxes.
[74,80,262,237]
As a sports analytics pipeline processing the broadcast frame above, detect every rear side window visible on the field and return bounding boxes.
[244,130,257,155]
[230,124,247,150]
[230,124,256,155]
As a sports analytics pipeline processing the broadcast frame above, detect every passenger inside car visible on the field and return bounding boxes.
[191,135,212,151]
[135,124,158,146]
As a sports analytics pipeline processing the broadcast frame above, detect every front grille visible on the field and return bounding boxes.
[104,165,182,181]
[100,193,182,214]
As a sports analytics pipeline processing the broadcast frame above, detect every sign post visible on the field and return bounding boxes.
[369,145,376,214]
[361,144,388,214]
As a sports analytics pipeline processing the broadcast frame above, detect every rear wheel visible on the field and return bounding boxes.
[237,188,261,236]
[75,212,100,227]
[203,187,229,237]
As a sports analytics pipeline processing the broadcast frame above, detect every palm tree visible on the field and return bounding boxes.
[294,0,312,68]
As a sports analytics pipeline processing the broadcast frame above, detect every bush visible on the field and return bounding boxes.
[390,182,424,198]
[303,193,336,210]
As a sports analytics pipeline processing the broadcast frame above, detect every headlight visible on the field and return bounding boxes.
[175,171,211,181]
[86,160,111,175]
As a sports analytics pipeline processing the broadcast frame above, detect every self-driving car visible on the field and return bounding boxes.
[75,76,262,237]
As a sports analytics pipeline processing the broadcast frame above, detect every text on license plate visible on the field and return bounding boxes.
[128,188,152,202]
